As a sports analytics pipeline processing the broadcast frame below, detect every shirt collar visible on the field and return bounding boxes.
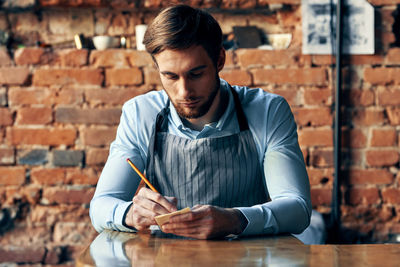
[168,78,235,134]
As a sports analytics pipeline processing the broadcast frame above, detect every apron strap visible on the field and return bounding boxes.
[229,86,249,131]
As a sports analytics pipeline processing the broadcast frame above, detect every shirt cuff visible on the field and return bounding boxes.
[114,201,137,233]
[237,205,278,236]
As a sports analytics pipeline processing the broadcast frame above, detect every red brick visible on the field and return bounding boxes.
[220,69,252,86]
[82,127,116,146]
[0,246,45,263]
[21,185,41,205]
[58,49,88,67]
[347,188,380,205]
[31,168,66,185]
[386,48,400,64]
[44,246,62,265]
[30,204,89,224]
[303,88,332,105]
[55,107,121,125]
[0,167,25,185]
[298,128,333,147]
[352,108,385,126]
[386,107,400,125]
[33,69,103,86]
[342,128,367,148]
[0,224,51,246]
[344,89,374,106]
[143,67,162,85]
[0,108,13,126]
[347,55,384,65]
[363,68,400,85]
[86,148,109,165]
[85,87,151,106]
[0,68,30,85]
[252,68,327,85]
[371,128,397,147]
[56,89,84,105]
[366,150,399,167]
[268,88,299,107]
[0,148,15,165]
[307,167,333,186]
[105,68,143,86]
[382,30,396,44]
[378,89,400,106]
[312,55,334,65]
[297,54,312,67]
[236,49,296,67]
[7,128,77,146]
[220,0,257,8]
[313,55,382,66]
[42,186,95,204]
[89,49,131,68]
[14,47,45,65]
[0,48,12,66]
[310,187,332,206]
[309,148,333,167]
[16,107,53,125]
[128,50,154,67]
[346,169,394,185]
[368,0,400,6]
[8,87,56,106]
[65,168,98,185]
[292,107,332,126]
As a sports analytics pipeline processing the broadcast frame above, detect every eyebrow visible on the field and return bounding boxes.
[160,65,207,76]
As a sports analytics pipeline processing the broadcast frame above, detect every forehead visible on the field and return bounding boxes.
[154,45,213,72]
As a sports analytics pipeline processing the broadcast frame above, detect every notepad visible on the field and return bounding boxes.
[155,207,191,226]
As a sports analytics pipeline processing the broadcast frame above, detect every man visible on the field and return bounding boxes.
[90,5,311,239]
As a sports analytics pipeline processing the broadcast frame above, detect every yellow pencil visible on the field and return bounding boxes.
[126,158,159,193]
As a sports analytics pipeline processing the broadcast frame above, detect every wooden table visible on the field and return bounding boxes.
[76,230,400,266]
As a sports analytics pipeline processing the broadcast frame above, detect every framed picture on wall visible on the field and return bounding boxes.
[302,0,374,55]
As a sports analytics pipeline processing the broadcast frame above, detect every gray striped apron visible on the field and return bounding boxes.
[145,87,269,209]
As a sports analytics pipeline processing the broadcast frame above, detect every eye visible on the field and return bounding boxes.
[163,73,179,80]
[189,71,203,79]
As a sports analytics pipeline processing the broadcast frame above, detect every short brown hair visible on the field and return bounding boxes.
[143,5,223,66]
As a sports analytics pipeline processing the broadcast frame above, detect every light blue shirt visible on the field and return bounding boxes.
[90,79,311,236]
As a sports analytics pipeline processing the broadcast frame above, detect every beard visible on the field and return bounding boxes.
[168,74,220,119]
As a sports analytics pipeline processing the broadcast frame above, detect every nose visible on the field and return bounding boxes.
[177,77,192,99]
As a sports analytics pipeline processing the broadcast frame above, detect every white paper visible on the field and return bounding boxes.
[302,0,374,55]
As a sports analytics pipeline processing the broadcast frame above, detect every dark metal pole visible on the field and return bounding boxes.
[332,0,343,233]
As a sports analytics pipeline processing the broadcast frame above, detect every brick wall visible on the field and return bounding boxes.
[0,0,400,264]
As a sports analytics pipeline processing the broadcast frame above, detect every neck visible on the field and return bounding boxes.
[182,88,228,131]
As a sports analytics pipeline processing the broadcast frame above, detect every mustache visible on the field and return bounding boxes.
[177,97,201,102]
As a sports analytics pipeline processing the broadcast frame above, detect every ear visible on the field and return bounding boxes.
[216,48,225,72]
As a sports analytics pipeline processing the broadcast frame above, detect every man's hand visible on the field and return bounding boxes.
[124,187,177,230]
[160,205,248,239]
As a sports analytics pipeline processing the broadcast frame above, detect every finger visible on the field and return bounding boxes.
[165,196,178,206]
[169,206,209,223]
[130,203,158,226]
[163,213,214,233]
[137,187,177,213]
[133,195,171,216]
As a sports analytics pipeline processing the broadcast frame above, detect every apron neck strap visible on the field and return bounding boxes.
[229,86,249,131]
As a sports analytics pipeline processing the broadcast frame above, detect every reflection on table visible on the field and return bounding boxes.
[77,229,400,267]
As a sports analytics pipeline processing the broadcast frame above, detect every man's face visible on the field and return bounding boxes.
[154,45,224,120]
